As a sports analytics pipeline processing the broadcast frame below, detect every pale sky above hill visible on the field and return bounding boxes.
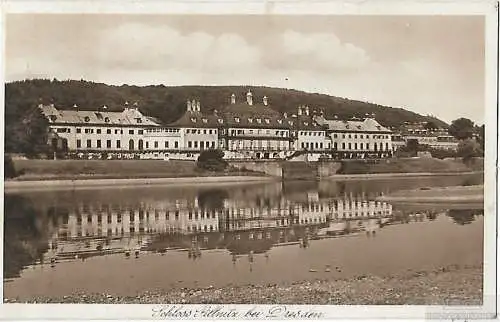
[5,14,485,124]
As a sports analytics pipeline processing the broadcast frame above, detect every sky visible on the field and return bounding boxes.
[5,14,485,124]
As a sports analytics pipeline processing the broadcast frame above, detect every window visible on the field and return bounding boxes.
[203,129,207,134]
[97,140,101,148]
[188,141,192,148]
[165,141,169,148]
[87,140,91,148]
[145,142,149,149]
[154,141,158,148]
[76,139,81,148]
[97,129,101,134]
[76,128,82,133]
[104,117,110,123]
[354,143,357,150]
[117,140,121,148]
[129,130,134,135]
[84,116,90,122]
[107,140,111,148]
[360,143,363,150]
[107,129,111,134]
[342,143,346,150]
[174,141,179,148]
[138,130,143,135]
[342,134,346,139]
[194,141,198,148]
[209,129,212,134]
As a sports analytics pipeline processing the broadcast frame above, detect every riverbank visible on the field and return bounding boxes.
[377,185,484,204]
[4,264,482,305]
[4,175,275,193]
[337,157,483,175]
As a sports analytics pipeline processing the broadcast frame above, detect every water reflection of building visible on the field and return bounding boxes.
[41,192,393,262]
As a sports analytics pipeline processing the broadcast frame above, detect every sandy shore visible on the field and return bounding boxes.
[4,264,482,305]
[4,176,276,193]
[377,185,484,204]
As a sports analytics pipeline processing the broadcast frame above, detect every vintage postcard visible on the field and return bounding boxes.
[0,0,497,320]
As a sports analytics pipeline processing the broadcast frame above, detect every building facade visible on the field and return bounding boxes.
[39,91,395,160]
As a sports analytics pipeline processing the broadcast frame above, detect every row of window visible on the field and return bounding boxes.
[146,128,180,133]
[333,133,390,139]
[186,129,217,135]
[229,129,288,136]
[299,131,324,136]
[76,139,180,149]
[187,141,216,149]
[74,128,144,135]
[334,142,391,151]
[301,142,329,150]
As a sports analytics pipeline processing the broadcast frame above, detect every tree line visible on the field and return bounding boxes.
[5,78,472,156]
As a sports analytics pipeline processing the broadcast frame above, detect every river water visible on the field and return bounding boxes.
[3,174,483,300]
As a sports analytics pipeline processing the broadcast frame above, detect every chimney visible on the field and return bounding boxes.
[263,96,268,106]
[283,112,288,118]
[187,99,192,112]
[196,100,201,112]
[191,99,196,112]
[305,105,309,116]
[231,93,236,105]
[246,90,253,106]
[297,105,303,116]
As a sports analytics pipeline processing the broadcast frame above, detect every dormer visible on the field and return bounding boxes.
[190,117,197,123]
[234,117,240,123]
[264,118,270,124]
[202,118,208,124]
[248,118,253,123]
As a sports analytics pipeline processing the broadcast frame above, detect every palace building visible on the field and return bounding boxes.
[38,90,394,160]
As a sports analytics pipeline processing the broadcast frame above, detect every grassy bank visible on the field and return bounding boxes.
[9,159,262,181]
[5,264,482,305]
[378,185,484,204]
[338,157,483,175]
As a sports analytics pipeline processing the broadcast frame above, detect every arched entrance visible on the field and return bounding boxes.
[129,139,134,150]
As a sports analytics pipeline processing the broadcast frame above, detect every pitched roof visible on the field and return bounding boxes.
[39,104,161,127]
[167,110,220,128]
[314,116,392,133]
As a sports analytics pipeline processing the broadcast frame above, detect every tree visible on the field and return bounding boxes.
[424,121,438,131]
[4,155,17,179]
[448,118,475,140]
[457,138,482,163]
[196,149,228,172]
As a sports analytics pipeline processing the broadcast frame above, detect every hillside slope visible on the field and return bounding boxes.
[5,79,447,129]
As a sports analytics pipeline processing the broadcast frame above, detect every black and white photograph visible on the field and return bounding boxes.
[1,1,497,320]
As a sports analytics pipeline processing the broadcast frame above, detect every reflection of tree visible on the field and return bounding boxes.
[4,195,50,278]
[446,209,478,225]
[197,189,229,211]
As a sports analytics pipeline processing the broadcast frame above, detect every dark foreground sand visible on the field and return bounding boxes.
[5,264,482,305]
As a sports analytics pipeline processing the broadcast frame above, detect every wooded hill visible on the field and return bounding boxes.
[6,79,448,127]
[5,79,448,154]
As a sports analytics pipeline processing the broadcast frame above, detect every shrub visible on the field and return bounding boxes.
[196,149,228,172]
[4,155,18,179]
